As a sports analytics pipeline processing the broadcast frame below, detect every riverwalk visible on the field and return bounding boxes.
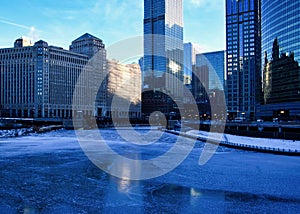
[166,129,300,155]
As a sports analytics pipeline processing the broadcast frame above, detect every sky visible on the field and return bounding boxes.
[0,0,225,53]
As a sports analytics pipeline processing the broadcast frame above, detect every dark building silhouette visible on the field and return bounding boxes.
[263,39,300,104]
[191,65,209,104]
[257,0,300,121]
[257,39,300,121]
[261,0,300,68]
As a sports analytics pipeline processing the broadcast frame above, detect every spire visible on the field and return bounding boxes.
[264,51,268,65]
[272,38,279,61]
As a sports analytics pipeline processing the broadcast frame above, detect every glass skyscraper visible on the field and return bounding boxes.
[184,42,200,85]
[196,51,226,91]
[143,0,184,95]
[261,0,300,65]
[256,0,300,121]
[142,0,184,116]
[226,0,261,120]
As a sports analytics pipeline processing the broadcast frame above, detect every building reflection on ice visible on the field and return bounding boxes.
[103,153,144,212]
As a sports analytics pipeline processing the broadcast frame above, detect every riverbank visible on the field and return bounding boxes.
[166,128,300,155]
[0,125,63,138]
[0,128,34,138]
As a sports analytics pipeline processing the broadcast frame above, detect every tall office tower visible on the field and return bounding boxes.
[184,42,200,85]
[226,0,261,120]
[143,0,184,116]
[261,0,300,66]
[196,51,226,91]
[257,0,300,121]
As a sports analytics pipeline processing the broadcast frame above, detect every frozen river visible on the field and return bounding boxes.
[0,128,300,213]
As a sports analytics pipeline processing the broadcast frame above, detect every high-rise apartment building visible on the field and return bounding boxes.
[226,0,261,120]
[257,0,300,121]
[143,0,184,116]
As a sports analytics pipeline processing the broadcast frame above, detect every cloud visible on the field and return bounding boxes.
[0,19,41,42]
[0,19,30,30]
[28,26,40,42]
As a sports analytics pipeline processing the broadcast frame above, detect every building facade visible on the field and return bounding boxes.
[226,0,261,120]
[184,42,201,85]
[263,39,300,105]
[257,0,300,121]
[143,0,184,116]
[0,34,106,119]
[261,0,300,66]
[191,65,209,104]
[70,33,106,60]
[196,50,225,91]
[106,60,141,120]
[70,33,107,116]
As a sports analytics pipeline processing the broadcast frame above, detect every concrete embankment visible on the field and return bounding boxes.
[35,125,63,133]
[166,129,300,156]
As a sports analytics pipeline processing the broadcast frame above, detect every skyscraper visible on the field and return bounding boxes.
[226,0,261,120]
[143,0,184,102]
[142,0,184,117]
[196,51,225,91]
[256,0,300,121]
[261,0,300,65]
[184,42,200,85]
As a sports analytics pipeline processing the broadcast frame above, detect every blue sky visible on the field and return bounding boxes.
[0,0,225,52]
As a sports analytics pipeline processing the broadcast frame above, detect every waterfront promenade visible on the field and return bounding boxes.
[167,128,300,155]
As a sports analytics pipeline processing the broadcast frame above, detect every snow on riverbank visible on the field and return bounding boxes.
[167,129,300,153]
[0,128,34,138]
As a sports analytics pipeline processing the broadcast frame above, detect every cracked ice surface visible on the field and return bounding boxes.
[0,128,300,213]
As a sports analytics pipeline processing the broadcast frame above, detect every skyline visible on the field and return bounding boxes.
[0,0,225,53]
